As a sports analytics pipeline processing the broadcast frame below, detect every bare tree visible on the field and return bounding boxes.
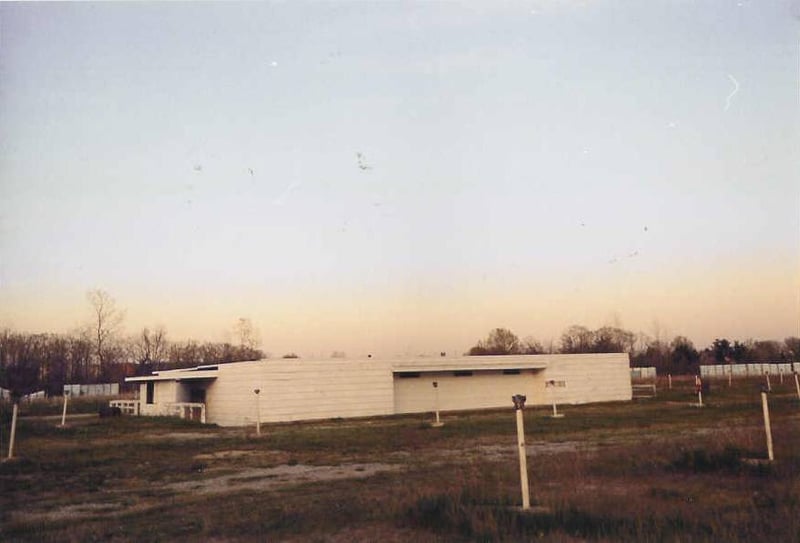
[670,336,700,374]
[133,326,168,370]
[560,325,594,353]
[593,326,636,353]
[785,337,800,361]
[521,336,545,354]
[234,318,260,350]
[168,339,201,368]
[70,328,94,382]
[0,330,43,459]
[87,289,125,380]
[560,325,635,354]
[0,329,42,397]
[468,328,521,355]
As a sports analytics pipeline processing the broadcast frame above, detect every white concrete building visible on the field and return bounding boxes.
[126,353,631,427]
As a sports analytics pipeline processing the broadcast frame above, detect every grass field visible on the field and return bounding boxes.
[2,377,799,542]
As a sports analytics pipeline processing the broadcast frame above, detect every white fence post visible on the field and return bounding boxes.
[8,402,18,459]
[254,389,261,436]
[546,380,566,417]
[60,393,68,426]
[794,372,800,401]
[695,376,703,407]
[60,392,69,427]
[512,395,530,510]
[432,381,443,427]
[761,390,774,461]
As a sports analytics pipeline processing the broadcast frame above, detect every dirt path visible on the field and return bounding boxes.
[166,462,402,495]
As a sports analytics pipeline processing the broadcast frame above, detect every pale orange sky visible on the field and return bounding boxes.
[1,252,797,357]
[1,3,798,357]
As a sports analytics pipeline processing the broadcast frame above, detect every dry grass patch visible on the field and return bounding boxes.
[2,378,800,541]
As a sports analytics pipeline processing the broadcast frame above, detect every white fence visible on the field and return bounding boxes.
[0,389,45,401]
[64,383,120,396]
[631,367,657,380]
[632,384,657,398]
[109,400,140,416]
[165,402,206,423]
[700,363,795,378]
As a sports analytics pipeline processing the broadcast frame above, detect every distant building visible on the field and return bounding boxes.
[64,383,120,397]
[126,353,632,426]
[0,388,45,401]
[700,362,794,378]
[630,367,657,379]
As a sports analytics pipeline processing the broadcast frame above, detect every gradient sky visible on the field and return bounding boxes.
[1,1,798,357]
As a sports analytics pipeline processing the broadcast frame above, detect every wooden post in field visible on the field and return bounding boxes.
[695,375,702,407]
[431,381,443,427]
[765,372,771,392]
[512,394,530,510]
[794,372,800,401]
[761,389,774,461]
[546,380,565,418]
[60,391,70,427]
[253,389,261,436]
[779,368,784,385]
[695,376,703,407]
[8,402,18,459]
[668,374,672,389]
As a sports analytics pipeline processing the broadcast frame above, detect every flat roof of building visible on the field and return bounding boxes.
[391,355,548,373]
[126,353,627,383]
[126,368,219,383]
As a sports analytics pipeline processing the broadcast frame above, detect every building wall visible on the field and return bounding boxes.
[392,354,630,414]
[199,363,259,425]
[130,353,631,425]
[393,369,546,414]
[205,359,395,427]
[542,354,632,405]
[139,381,180,416]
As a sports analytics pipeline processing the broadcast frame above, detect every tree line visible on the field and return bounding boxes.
[3,289,798,398]
[468,326,800,376]
[0,290,264,398]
